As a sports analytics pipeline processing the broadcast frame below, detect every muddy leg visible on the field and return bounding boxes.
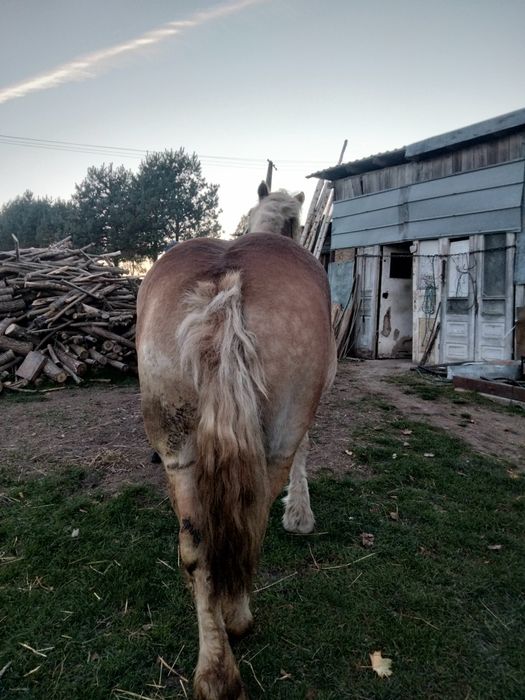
[282,433,315,534]
[221,593,253,639]
[164,464,246,700]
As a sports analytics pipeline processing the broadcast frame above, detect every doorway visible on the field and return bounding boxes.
[377,243,413,358]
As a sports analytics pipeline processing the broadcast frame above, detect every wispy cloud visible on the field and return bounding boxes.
[0,0,264,105]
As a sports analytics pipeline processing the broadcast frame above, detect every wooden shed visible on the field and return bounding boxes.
[312,108,525,363]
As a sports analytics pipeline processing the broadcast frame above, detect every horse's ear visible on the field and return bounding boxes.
[258,181,269,200]
[295,191,305,205]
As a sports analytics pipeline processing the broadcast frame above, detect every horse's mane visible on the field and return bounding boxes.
[248,190,302,237]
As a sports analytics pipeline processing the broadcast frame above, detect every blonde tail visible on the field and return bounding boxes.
[177,271,269,596]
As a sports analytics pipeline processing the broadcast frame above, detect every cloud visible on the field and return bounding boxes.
[0,0,264,105]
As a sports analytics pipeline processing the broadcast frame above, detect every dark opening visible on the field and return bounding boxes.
[390,253,412,279]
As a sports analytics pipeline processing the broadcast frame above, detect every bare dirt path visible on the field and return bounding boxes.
[1,361,523,491]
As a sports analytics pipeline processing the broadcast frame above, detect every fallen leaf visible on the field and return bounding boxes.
[361,532,375,548]
[370,650,393,678]
[389,511,399,521]
[423,453,435,458]
[401,429,412,435]
[487,544,503,551]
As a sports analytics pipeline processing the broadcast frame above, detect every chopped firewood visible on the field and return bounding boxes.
[42,359,67,384]
[0,298,25,313]
[0,239,140,390]
[69,343,89,360]
[0,317,14,335]
[15,351,47,381]
[0,335,34,355]
[54,346,87,376]
[88,348,108,366]
[0,349,15,365]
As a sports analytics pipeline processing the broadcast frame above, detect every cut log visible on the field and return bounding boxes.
[88,347,108,366]
[80,324,135,349]
[0,349,15,365]
[16,351,47,381]
[5,323,35,341]
[0,298,25,313]
[0,335,33,355]
[0,317,15,335]
[69,343,89,360]
[106,358,128,372]
[42,359,68,384]
[54,346,87,376]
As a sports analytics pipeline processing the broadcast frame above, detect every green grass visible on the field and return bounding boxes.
[387,371,525,415]
[1,420,524,699]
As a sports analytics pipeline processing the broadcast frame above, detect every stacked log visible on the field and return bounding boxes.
[0,237,140,392]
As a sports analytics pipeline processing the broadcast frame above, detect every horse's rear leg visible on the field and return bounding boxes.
[282,433,315,534]
[163,464,246,700]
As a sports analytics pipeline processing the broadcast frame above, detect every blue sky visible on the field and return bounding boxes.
[0,0,524,235]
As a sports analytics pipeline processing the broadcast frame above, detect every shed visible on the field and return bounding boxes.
[311,108,525,363]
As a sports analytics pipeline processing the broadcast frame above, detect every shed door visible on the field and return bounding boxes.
[475,233,513,360]
[442,239,473,363]
[377,244,413,358]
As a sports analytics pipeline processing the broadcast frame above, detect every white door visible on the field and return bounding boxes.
[441,234,514,363]
[475,233,514,361]
[441,238,474,363]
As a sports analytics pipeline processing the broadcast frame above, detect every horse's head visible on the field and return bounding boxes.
[247,181,305,242]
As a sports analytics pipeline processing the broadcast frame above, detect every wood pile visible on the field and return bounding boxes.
[300,139,348,259]
[0,237,140,393]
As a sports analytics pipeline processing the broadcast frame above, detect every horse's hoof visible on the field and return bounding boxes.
[194,668,247,700]
[282,506,315,534]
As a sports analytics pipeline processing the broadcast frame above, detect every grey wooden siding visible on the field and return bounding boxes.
[332,160,525,249]
[334,133,523,200]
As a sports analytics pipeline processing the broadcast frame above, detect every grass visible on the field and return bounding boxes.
[1,418,524,699]
[387,371,525,415]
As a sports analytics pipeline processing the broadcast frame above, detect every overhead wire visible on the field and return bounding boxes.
[0,133,329,171]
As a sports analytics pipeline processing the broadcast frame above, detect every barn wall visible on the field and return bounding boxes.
[333,133,523,200]
[332,160,525,249]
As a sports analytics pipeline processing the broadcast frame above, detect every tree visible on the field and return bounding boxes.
[232,213,249,238]
[134,149,222,259]
[0,191,73,251]
[70,163,138,258]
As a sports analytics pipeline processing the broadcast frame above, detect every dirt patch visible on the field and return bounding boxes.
[1,384,163,493]
[1,361,523,492]
[308,359,524,475]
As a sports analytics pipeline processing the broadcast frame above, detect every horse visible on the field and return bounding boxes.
[136,181,336,700]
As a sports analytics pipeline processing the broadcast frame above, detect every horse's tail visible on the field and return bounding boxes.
[177,270,269,596]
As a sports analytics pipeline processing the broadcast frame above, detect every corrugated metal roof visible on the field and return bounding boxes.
[310,107,525,181]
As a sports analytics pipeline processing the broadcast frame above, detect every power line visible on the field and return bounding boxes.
[0,133,329,171]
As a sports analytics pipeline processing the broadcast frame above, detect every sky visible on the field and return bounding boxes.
[0,0,524,236]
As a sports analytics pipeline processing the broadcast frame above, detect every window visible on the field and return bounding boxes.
[482,233,507,317]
